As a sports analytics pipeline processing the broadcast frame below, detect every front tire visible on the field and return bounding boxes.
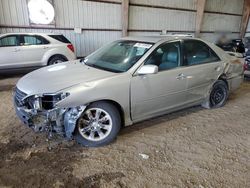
[74,102,121,147]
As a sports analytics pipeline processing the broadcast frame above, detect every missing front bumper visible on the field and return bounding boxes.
[14,103,86,139]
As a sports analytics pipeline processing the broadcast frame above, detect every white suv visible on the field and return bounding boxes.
[0,33,76,72]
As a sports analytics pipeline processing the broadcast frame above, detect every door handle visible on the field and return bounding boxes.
[43,46,49,49]
[176,73,186,80]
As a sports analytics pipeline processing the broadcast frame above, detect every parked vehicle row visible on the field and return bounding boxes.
[216,37,250,78]
[13,36,243,147]
[244,37,250,78]
[216,39,245,54]
[244,57,250,77]
[244,37,250,57]
[0,33,76,72]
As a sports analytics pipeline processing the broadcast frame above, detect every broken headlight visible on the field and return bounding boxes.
[27,92,70,110]
[33,95,42,110]
[41,92,70,110]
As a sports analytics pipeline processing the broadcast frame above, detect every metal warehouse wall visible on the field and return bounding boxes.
[128,0,197,36]
[0,0,122,57]
[0,0,246,57]
[245,16,250,37]
[128,0,244,42]
[200,0,244,41]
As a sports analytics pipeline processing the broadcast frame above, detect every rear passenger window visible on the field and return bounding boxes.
[0,36,18,47]
[49,35,71,43]
[183,40,220,66]
[21,35,49,46]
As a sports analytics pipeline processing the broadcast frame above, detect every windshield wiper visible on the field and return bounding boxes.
[84,62,102,70]
[84,62,123,73]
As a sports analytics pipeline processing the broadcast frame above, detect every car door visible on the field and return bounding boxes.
[182,39,222,103]
[18,35,50,67]
[130,41,189,121]
[0,35,22,69]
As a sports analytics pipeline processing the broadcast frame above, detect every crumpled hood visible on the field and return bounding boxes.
[16,60,116,95]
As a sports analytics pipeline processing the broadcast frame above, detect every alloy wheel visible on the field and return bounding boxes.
[77,108,113,141]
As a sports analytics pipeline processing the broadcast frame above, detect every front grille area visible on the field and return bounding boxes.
[14,87,27,106]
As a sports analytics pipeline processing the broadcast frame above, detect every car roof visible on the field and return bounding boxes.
[121,35,195,44]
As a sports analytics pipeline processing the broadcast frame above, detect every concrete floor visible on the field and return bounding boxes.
[0,75,249,188]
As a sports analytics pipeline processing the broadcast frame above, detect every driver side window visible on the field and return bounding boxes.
[145,41,180,71]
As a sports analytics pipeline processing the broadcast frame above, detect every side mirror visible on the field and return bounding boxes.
[137,65,158,75]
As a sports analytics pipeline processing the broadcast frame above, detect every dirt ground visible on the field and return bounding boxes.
[0,74,249,188]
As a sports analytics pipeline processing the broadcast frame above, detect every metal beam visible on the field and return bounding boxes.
[0,24,122,32]
[121,0,129,37]
[82,0,121,5]
[240,0,250,38]
[195,0,206,37]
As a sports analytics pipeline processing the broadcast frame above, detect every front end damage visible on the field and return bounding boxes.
[13,88,86,139]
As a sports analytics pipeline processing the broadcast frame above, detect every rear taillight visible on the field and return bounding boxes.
[67,44,74,53]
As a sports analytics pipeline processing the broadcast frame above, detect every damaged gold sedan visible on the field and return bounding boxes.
[14,36,243,147]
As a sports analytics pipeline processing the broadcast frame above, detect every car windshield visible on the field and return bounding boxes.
[82,40,153,73]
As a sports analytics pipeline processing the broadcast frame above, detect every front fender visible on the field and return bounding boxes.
[56,73,132,126]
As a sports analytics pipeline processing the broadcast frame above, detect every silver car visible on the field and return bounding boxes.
[0,33,76,72]
[14,36,243,147]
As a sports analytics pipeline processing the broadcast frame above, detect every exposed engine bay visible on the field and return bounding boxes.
[14,88,86,139]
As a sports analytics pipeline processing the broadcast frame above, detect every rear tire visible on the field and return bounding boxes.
[74,102,121,147]
[48,55,67,65]
[202,80,228,109]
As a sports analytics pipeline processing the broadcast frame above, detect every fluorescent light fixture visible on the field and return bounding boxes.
[28,0,55,24]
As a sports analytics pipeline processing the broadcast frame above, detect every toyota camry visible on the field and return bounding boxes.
[14,36,243,147]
